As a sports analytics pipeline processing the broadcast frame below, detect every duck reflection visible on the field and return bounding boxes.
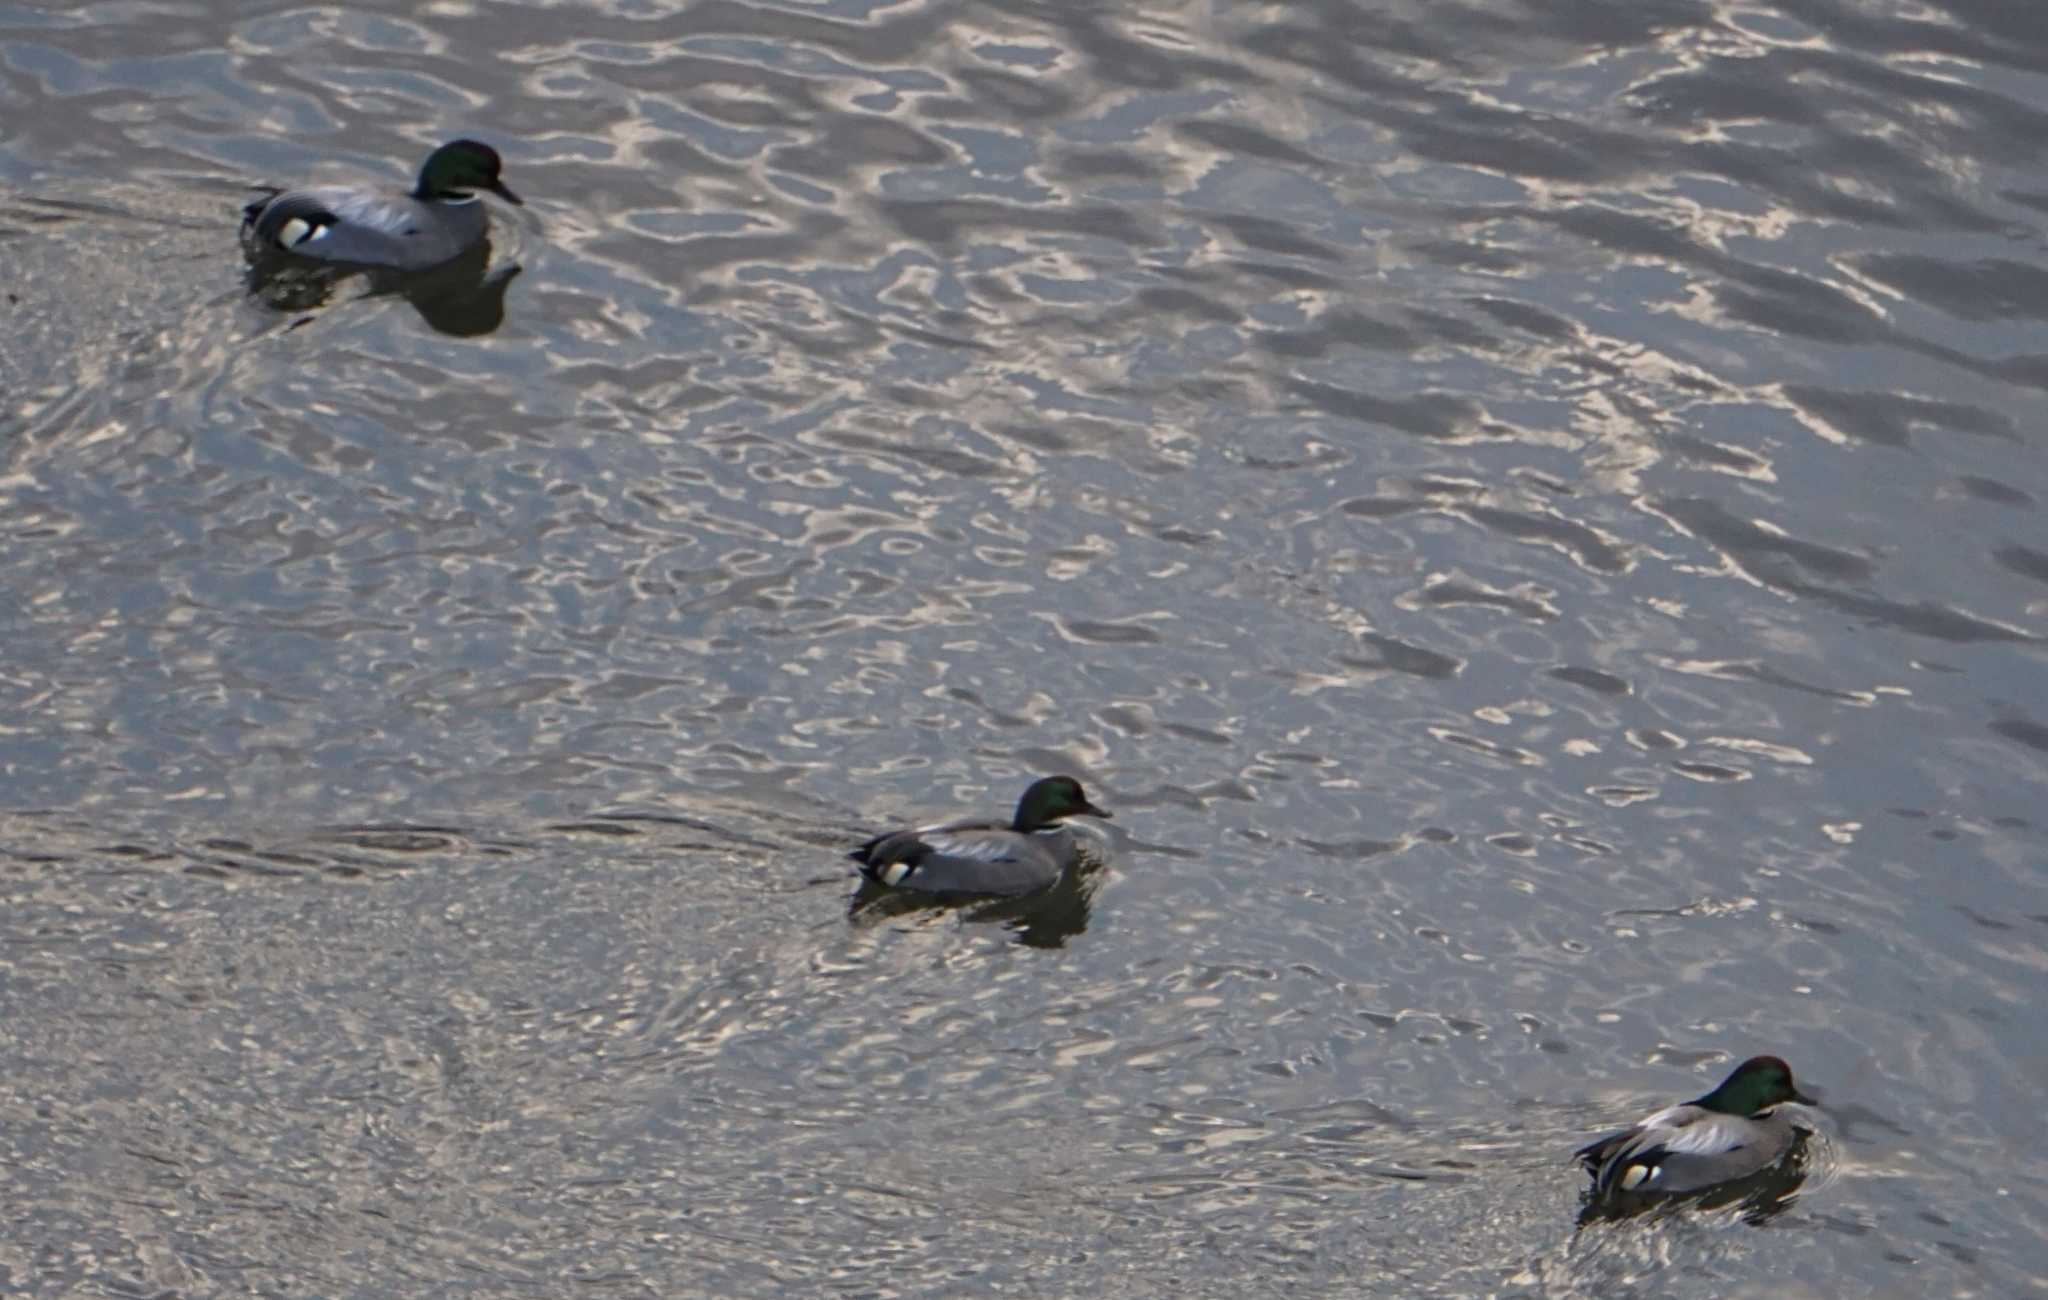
[849,855,1103,949]
[244,240,521,337]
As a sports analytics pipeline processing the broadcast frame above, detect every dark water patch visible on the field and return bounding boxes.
[1404,305,1503,355]
[1336,633,1462,680]
[1589,786,1656,809]
[1340,493,1423,520]
[1380,100,1620,185]
[770,116,950,181]
[1044,616,1164,647]
[1178,120,1327,172]
[1653,658,1878,705]
[948,67,1075,123]
[1285,380,1481,440]
[1992,544,2048,585]
[1989,716,2048,754]
[1054,146,1165,182]
[1231,258,1344,291]
[1162,721,1234,747]
[1549,666,1630,696]
[876,196,1156,251]
[1465,295,1576,342]
[1729,663,1876,704]
[1135,285,1241,326]
[1627,54,1825,130]
[1653,497,1876,585]
[311,826,471,853]
[1956,476,2034,508]
[1713,272,1888,345]
[1665,434,1773,479]
[1117,780,1257,815]
[1431,729,1541,768]
[1781,579,2035,645]
[1672,761,1749,783]
[1411,578,1558,622]
[546,819,646,837]
[1297,837,1400,861]
[1210,212,1344,263]
[1857,254,2048,324]
[1784,384,2016,448]
[1265,313,1420,359]
[1463,504,1630,575]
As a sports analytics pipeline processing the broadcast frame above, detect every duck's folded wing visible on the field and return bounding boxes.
[921,830,1034,862]
[919,838,1062,895]
[324,188,430,233]
[851,828,1026,884]
[1591,1108,1767,1195]
[246,187,446,264]
[849,816,1009,865]
[1579,1100,1692,1172]
[243,188,343,250]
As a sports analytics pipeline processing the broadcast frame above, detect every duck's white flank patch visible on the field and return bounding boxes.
[1619,1164,1657,1191]
[276,218,328,248]
[879,861,911,886]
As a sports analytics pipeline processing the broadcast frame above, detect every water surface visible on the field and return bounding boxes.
[2,0,2045,1295]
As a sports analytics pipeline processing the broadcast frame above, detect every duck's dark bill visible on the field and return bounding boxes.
[490,180,524,206]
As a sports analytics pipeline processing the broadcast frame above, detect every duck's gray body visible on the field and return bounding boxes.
[849,775,1111,898]
[1576,1055,1816,1198]
[1576,1102,1808,1195]
[242,185,490,270]
[851,820,1084,897]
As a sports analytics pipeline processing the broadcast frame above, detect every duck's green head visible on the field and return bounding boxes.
[1013,776,1111,831]
[1697,1055,1817,1115]
[416,139,523,206]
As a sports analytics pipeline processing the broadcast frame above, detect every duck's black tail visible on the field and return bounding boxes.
[241,185,283,227]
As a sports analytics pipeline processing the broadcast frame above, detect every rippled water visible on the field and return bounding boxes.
[3,0,2046,1294]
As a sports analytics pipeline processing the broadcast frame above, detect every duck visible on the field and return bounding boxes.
[1576,1054,1818,1198]
[848,775,1112,897]
[242,139,522,270]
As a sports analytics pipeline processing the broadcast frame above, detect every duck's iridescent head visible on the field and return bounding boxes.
[1013,776,1111,831]
[1698,1055,1817,1115]
[417,139,522,206]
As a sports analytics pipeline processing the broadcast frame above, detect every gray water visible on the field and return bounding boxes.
[2,0,2045,1295]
